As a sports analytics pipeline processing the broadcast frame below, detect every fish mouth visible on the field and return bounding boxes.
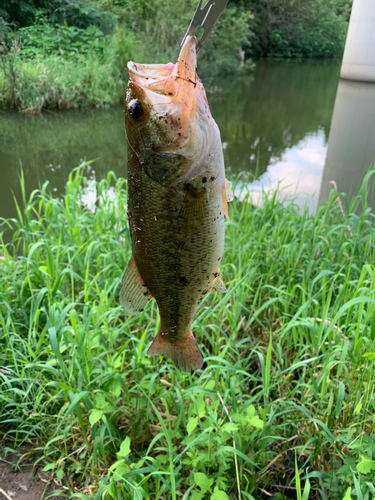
[127,37,200,160]
[127,62,175,87]
[127,36,198,101]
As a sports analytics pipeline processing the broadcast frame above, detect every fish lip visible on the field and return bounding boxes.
[172,36,197,84]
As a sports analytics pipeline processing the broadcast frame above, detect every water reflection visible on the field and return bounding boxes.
[0,108,127,222]
[318,79,375,208]
[210,59,341,178]
[0,59,341,223]
[243,131,327,212]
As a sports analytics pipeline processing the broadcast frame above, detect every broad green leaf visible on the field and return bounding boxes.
[109,460,122,472]
[343,487,352,500]
[232,413,246,425]
[118,436,131,458]
[221,422,238,433]
[56,468,65,480]
[156,454,168,464]
[191,492,204,500]
[216,476,228,491]
[94,393,107,408]
[211,486,230,500]
[187,416,199,435]
[89,409,104,426]
[204,380,216,390]
[109,459,130,476]
[42,462,56,472]
[357,454,375,474]
[109,379,122,397]
[246,405,255,418]
[113,355,123,369]
[246,405,264,428]
[114,462,130,476]
[132,459,145,469]
[194,472,213,494]
[248,415,264,429]
[196,396,206,418]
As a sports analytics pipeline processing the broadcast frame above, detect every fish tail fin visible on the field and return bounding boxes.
[147,330,204,372]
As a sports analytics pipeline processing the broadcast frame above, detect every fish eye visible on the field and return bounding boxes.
[128,99,144,120]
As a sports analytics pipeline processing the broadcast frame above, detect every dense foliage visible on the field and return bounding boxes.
[1,169,375,499]
[239,0,353,57]
[0,0,251,111]
[1,0,352,58]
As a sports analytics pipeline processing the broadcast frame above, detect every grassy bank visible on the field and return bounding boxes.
[0,3,252,113]
[1,168,375,499]
[0,27,141,112]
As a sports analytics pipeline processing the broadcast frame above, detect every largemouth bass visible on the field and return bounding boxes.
[120,36,233,372]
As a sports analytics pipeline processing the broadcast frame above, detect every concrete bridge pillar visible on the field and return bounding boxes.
[318,0,375,208]
[340,0,375,83]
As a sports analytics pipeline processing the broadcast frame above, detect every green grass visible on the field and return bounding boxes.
[1,166,375,499]
[0,31,134,112]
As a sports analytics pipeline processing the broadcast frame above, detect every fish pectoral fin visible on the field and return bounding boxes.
[209,274,227,293]
[120,255,152,315]
[225,178,234,202]
[222,186,229,220]
[222,179,233,221]
[179,184,207,230]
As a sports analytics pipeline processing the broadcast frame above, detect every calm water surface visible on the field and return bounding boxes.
[0,59,345,221]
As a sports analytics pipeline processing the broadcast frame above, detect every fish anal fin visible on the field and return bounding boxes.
[120,255,152,315]
[209,274,227,293]
[148,330,204,372]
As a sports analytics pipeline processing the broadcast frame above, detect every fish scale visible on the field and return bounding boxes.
[129,159,224,329]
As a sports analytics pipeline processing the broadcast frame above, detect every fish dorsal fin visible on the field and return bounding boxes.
[120,255,152,315]
[225,178,234,202]
[209,273,227,293]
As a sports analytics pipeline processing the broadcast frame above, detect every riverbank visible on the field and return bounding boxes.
[0,4,252,113]
[0,52,125,112]
[0,0,351,113]
[1,169,375,499]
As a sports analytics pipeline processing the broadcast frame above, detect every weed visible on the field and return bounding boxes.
[1,168,375,498]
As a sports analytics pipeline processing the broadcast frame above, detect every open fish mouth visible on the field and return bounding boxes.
[127,62,175,86]
[127,36,198,98]
[125,35,204,163]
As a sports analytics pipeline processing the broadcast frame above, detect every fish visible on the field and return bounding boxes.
[120,35,233,372]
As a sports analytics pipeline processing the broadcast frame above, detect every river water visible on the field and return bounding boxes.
[1,58,374,222]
